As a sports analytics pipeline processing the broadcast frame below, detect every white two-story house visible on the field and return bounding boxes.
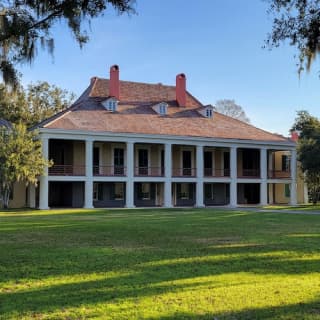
[25,65,303,209]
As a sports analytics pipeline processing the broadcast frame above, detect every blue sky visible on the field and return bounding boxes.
[20,0,320,136]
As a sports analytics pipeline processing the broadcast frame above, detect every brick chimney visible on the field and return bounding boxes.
[176,73,186,107]
[291,131,299,142]
[109,65,120,99]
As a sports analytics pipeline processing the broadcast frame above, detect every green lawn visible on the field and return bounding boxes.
[0,208,320,319]
[264,204,320,211]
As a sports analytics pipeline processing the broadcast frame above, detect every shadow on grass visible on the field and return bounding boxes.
[1,209,320,318]
[144,299,320,319]
[1,244,320,317]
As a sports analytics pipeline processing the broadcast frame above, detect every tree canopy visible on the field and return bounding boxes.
[0,81,75,127]
[0,123,51,208]
[291,110,320,203]
[215,99,250,123]
[266,0,320,74]
[0,0,135,87]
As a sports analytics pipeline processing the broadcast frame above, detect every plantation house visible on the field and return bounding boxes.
[9,65,306,209]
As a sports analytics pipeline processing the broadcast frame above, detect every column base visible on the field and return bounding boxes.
[39,206,50,210]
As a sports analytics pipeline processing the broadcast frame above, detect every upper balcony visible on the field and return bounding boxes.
[48,139,86,177]
[267,150,292,179]
[47,139,293,181]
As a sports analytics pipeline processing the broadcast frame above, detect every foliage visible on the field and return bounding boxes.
[0,123,51,208]
[0,0,135,88]
[266,0,320,74]
[215,99,250,123]
[0,81,75,127]
[1,208,320,319]
[291,110,320,204]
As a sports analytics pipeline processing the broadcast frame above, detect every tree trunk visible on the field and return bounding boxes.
[2,187,11,209]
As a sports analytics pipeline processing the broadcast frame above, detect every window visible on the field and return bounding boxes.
[180,183,190,199]
[159,103,167,115]
[93,183,100,201]
[103,98,118,112]
[282,155,291,172]
[139,183,150,200]
[113,183,124,200]
[285,184,290,198]
[206,108,213,118]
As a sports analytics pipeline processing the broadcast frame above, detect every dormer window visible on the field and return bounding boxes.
[206,108,213,118]
[159,103,167,115]
[152,102,168,115]
[103,98,118,112]
[197,105,214,118]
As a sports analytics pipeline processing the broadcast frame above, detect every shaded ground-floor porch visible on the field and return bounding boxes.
[7,180,304,209]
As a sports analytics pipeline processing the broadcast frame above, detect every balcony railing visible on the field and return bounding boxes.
[49,165,85,176]
[93,166,126,176]
[238,169,260,178]
[204,168,230,177]
[134,167,164,177]
[172,168,196,177]
[268,170,291,179]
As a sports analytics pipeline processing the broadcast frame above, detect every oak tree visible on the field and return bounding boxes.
[0,0,135,87]
[291,110,320,204]
[266,0,320,74]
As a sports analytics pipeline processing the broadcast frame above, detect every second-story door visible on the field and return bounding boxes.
[183,150,192,176]
[114,148,124,175]
[139,149,148,175]
[93,147,100,175]
[204,151,212,176]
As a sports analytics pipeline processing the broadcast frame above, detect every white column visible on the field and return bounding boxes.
[29,184,36,208]
[84,139,93,209]
[126,141,135,208]
[39,137,49,210]
[164,143,172,207]
[230,146,237,207]
[290,149,297,205]
[196,145,204,207]
[260,148,268,206]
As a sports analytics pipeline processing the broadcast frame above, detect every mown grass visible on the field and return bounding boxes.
[265,204,320,211]
[0,208,320,319]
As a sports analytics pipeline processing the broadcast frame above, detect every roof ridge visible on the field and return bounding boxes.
[88,77,99,98]
[95,77,177,88]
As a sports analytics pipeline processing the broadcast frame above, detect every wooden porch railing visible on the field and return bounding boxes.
[172,168,196,177]
[49,165,86,176]
[268,170,291,179]
[93,166,126,176]
[238,169,260,178]
[204,168,230,177]
[134,167,164,177]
